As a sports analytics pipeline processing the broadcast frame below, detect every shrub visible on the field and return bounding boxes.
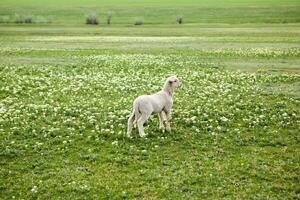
[176,15,183,24]
[107,11,112,25]
[14,14,24,23]
[14,15,33,24]
[24,16,32,23]
[86,15,98,25]
[0,16,10,23]
[134,18,143,25]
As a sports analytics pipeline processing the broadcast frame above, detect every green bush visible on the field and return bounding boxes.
[86,15,98,25]
[134,18,143,25]
[0,16,10,23]
[14,15,33,23]
[107,11,112,25]
[176,15,183,24]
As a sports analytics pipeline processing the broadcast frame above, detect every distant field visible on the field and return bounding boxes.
[0,0,300,199]
[0,0,300,25]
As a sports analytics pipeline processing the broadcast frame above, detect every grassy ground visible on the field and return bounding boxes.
[0,0,300,199]
[0,0,300,25]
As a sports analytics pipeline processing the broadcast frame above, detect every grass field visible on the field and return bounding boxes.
[0,0,300,25]
[0,0,300,199]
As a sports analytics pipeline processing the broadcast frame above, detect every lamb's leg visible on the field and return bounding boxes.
[158,112,165,130]
[164,110,172,132]
[137,113,150,137]
[127,112,135,138]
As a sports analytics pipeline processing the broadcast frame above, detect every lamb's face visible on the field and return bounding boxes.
[168,76,182,89]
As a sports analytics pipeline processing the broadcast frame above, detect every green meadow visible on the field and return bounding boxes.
[0,0,299,199]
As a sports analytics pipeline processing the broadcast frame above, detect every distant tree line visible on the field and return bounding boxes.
[86,12,184,25]
[0,12,184,25]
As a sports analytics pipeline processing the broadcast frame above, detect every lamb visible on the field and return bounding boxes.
[127,75,182,138]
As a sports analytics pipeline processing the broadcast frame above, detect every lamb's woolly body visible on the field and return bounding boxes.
[127,75,181,138]
[134,91,171,114]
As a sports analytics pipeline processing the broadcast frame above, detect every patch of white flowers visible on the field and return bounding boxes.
[0,52,299,147]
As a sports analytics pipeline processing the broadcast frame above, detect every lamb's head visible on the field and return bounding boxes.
[163,75,182,94]
[168,75,182,89]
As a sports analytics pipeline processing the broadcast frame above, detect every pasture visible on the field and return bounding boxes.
[0,0,299,199]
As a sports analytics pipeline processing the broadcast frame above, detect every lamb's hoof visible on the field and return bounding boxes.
[127,133,132,139]
[166,127,171,132]
[139,133,147,138]
[159,126,165,132]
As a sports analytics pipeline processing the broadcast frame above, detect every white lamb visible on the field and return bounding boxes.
[127,75,182,138]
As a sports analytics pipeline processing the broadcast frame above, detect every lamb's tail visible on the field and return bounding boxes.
[133,100,141,122]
